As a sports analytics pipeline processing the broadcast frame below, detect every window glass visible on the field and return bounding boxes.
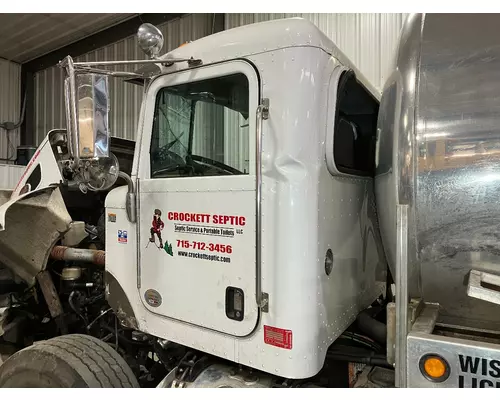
[334,71,379,177]
[26,164,41,190]
[150,73,250,179]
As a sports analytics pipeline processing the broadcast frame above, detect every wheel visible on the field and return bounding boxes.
[0,334,139,388]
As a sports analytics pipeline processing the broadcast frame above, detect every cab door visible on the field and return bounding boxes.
[136,60,259,337]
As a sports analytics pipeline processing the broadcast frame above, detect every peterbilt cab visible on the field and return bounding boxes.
[105,17,386,379]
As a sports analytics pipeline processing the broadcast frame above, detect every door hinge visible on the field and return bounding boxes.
[259,292,269,313]
[261,98,269,120]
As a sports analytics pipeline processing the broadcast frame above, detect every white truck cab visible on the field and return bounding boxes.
[106,17,385,380]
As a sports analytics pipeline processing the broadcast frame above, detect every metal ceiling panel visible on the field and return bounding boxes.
[0,13,138,63]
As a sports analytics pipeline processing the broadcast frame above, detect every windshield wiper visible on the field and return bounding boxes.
[189,155,242,175]
[151,164,199,179]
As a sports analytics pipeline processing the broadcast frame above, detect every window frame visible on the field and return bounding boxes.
[325,66,379,178]
[137,60,260,181]
[149,73,251,179]
[325,65,350,177]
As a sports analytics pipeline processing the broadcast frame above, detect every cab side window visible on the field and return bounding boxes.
[26,164,41,190]
[333,71,379,177]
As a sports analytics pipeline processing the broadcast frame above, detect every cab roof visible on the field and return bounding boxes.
[145,18,380,100]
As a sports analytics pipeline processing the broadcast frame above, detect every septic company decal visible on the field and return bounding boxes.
[152,211,247,264]
[458,354,500,387]
[146,209,173,256]
[167,212,246,226]
[169,212,245,240]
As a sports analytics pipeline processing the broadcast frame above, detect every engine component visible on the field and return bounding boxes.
[96,213,105,245]
[66,282,94,290]
[131,331,149,342]
[61,221,88,247]
[0,267,23,295]
[36,270,67,334]
[0,301,9,336]
[85,224,99,239]
[61,267,83,281]
[186,364,273,388]
[86,308,113,330]
[50,246,105,266]
[0,315,27,347]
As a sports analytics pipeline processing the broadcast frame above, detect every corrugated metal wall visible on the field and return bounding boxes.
[34,13,217,144]
[225,13,408,92]
[0,164,24,189]
[0,58,21,163]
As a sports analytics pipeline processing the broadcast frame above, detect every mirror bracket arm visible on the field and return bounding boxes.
[118,171,137,224]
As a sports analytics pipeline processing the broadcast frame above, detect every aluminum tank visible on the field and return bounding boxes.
[375,13,500,331]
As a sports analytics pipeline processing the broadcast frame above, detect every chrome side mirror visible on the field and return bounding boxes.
[61,56,112,161]
[65,73,111,160]
[77,74,110,158]
[137,23,164,59]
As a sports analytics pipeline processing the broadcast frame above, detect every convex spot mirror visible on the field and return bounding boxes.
[137,23,164,59]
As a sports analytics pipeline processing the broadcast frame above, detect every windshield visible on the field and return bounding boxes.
[150,73,250,178]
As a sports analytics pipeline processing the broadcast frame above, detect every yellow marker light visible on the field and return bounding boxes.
[424,358,446,378]
[419,354,450,383]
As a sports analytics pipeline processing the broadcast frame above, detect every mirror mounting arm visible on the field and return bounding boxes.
[118,171,137,224]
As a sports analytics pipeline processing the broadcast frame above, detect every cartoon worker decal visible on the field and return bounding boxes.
[150,209,164,248]
[147,209,173,256]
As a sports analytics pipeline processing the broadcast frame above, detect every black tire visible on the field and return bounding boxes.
[0,334,139,388]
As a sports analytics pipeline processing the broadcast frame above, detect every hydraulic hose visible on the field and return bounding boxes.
[356,309,387,345]
[326,351,391,369]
